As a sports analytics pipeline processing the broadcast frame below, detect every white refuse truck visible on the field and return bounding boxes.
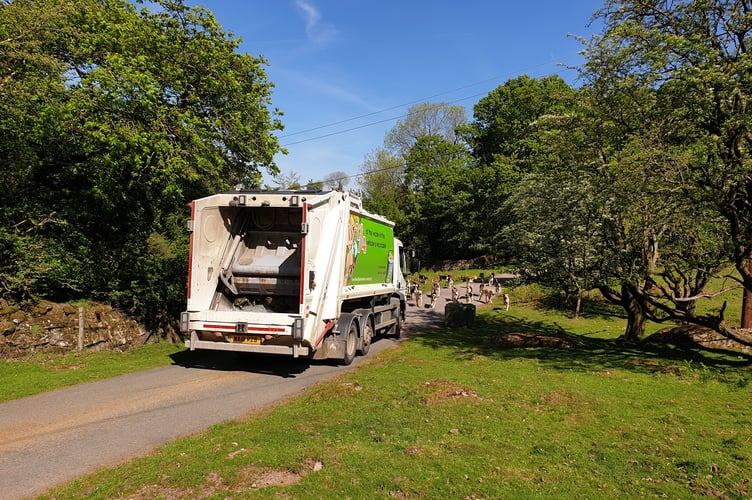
[180,189,407,364]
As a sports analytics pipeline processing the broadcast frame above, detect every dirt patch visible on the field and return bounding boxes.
[237,463,312,489]
[129,483,194,500]
[420,378,483,405]
[126,460,323,499]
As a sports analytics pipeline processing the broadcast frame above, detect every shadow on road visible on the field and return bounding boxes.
[169,349,313,378]
[169,335,401,378]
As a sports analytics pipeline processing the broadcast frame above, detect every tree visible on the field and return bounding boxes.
[358,148,408,229]
[582,0,752,332]
[460,76,580,257]
[462,75,577,170]
[499,77,734,341]
[0,0,283,326]
[402,136,475,261]
[272,171,302,190]
[358,103,470,263]
[305,179,324,190]
[504,172,605,318]
[323,171,350,191]
[385,102,466,156]
[588,130,729,341]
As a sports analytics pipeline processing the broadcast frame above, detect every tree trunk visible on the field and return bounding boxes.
[621,283,647,341]
[742,251,752,329]
[574,289,582,320]
[676,297,697,317]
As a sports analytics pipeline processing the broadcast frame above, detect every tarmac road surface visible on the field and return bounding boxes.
[0,297,453,500]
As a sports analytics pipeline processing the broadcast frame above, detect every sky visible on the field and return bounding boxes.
[186,1,605,188]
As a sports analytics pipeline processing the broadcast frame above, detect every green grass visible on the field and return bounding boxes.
[38,301,752,499]
[0,342,183,402]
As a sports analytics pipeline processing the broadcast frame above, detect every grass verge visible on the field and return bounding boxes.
[0,342,183,402]
[39,302,752,499]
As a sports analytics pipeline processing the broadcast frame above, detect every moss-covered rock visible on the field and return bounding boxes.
[0,320,16,336]
[445,302,476,327]
[0,300,148,358]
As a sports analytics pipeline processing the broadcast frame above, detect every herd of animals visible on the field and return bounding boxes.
[408,274,510,311]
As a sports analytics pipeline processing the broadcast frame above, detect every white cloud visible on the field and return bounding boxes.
[295,0,338,45]
[272,65,378,111]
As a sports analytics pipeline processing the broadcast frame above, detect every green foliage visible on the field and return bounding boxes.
[402,136,477,260]
[359,148,409,229]
[584,0,752,298]
[461,75,577,168]
[0,219,94,301]
[0,0,283,323]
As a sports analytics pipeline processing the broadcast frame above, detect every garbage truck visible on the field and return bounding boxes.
[180,189,407,365]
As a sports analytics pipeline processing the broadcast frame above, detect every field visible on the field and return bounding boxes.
[33,286,752,499]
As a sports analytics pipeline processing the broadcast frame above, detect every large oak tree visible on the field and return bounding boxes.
[579,0,752,341]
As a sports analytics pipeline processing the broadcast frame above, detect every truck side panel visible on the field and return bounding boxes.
[344,214,395,286]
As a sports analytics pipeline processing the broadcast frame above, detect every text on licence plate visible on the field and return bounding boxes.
[231,335,261,344]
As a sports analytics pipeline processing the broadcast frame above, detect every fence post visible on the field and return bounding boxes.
[78,307,84,351]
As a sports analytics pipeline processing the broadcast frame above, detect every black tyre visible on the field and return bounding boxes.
[358,316,373,356]
[389,301,403,339]
[341,321,357,366]
[392,310,402,338]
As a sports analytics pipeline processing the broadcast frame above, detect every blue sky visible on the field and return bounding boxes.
[187,1,605,187]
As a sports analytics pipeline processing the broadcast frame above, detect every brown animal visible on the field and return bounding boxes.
[481,286,495,304]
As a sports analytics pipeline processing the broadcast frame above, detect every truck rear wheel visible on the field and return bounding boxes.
[342,321,357,366]
[358,316,373,356]
[391,312,402,338]
[388,299,403,339]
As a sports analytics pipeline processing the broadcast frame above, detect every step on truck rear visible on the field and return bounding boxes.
[180,190,407,364]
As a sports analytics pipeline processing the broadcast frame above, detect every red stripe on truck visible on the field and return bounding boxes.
[299,203,308,305]
[186,201,195,300]
[202,324,287,333]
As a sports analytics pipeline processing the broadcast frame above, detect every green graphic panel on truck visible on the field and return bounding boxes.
[344,215,395,286]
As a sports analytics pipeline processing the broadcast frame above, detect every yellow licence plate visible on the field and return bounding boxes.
[231,335,261,344]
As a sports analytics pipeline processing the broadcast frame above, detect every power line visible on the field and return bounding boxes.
[281,114,403,146]
[280,91,481,147]
[272,58,581,186]
[278,57,580,148]
[277,70,537,139]
[280,68,576,148]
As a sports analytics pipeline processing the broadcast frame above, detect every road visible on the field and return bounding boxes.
[0,299,449,499]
